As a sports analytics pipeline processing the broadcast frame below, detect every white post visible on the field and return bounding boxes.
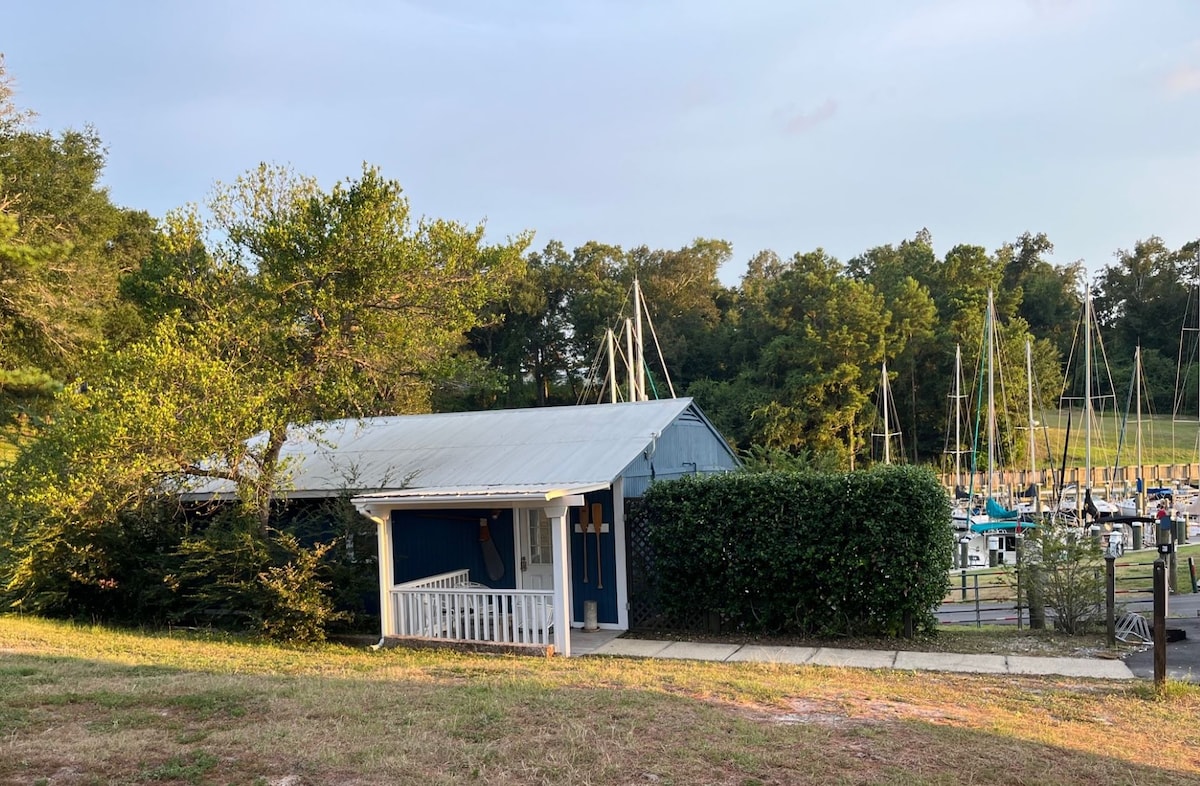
[356,504,395,642]
[544,501,571,656]
[612,480,629,630]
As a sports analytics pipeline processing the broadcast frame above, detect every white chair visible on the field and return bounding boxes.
[454,581,491,640]
[515,601,554,643]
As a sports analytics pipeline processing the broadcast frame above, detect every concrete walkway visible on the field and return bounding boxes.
[588,637,1137,680]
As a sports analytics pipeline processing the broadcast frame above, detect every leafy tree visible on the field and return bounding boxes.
[997,232,1081,358]
[626,238,732,393]
[465,240,577,407]
[849,233,939,461]
[0,323,270,617]
[1,163,529,632]
[0,58,157,443]
[156,163,530,526]
[747,249,891,467]
[1095,236,1198,413]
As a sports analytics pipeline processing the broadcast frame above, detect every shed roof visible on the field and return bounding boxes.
[183,398,729,499]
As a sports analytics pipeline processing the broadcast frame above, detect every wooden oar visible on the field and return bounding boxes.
[579,505,589,583]
[592,502,604,589]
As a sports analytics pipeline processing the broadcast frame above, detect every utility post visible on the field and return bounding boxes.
[1153,555,1169,690]
[1104,537,1120,649]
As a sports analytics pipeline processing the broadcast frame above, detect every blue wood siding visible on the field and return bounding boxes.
[390,508,516,589]
[620,408,739,497]
[571,490,618,625]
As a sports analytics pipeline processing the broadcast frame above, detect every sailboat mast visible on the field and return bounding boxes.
[955,344,963,488]
[634,279,646,402]
[987,290,997,500]
[1135,345,1143,478]
[1085,286,1093,492]
[624,318,636,401]
[1026,339,1036,476]
[606,328,618,404]
[882,362,891,464]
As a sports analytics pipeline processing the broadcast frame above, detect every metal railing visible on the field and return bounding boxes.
[939,551,1167,628]
[940,568,1027,628]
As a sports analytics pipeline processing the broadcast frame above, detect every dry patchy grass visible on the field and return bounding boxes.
[1,616,1198,785]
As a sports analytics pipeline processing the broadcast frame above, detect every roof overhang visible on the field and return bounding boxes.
[350,482,611,511]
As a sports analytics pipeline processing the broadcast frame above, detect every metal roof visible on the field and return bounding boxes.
[352,483,609,508]
[183,398,722,499]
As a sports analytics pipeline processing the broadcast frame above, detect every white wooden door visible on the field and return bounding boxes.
[520,508,555,589]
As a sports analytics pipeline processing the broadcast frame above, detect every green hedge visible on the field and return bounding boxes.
[641,465,952,637]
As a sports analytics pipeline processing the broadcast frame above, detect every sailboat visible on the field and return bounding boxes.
[1114,346,1172,517]
[952,291,1032,566]
[1055,285,1121,522]
[944,343,971,499]
[1167,264,1200,525]
[1013,338,1051,517]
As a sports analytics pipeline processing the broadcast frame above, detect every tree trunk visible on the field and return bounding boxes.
[252,428,288,534]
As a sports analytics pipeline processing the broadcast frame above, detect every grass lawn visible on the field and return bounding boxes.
[2,617,1199,785]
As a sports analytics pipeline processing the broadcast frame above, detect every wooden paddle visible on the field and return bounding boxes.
[479,517,505,582]
[592,502,604,589]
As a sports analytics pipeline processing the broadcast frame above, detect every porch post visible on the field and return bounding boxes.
[543,501,571,656]
[612,479,629,630]
[357,504,395,641]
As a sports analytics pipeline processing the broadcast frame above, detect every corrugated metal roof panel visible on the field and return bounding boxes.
[184,398,719,498]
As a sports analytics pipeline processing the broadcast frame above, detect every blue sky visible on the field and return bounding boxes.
[5,1,1199,285]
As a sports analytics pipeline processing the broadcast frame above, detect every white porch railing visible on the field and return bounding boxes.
[390,569,555,647]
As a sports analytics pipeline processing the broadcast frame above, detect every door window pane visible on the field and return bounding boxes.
[527,510,553,564]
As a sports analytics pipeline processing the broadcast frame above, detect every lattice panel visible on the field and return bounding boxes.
[624,498,716,632]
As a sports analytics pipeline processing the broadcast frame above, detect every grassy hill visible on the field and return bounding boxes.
[1037,409,1200,469]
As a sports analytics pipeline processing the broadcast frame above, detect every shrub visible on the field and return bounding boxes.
[1020,516,1104,634]
[170,518,346,643]
[641,465,952,637]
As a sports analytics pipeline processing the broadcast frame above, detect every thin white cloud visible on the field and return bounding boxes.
[1165,64,1200,95]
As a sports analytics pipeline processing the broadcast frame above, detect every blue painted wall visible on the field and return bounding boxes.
[391,508,516,589]
[621,406,739,497]
[571,491,618,625]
